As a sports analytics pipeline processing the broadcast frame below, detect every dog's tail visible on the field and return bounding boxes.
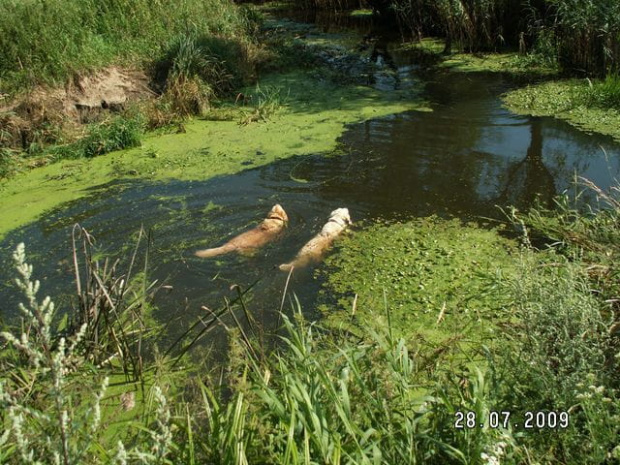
[195,243,236,258]
[279,255,312,271]
[278,262,294,272]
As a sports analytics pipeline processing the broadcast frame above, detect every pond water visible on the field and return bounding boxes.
[2,14,620,348]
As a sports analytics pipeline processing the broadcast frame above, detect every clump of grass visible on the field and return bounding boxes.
[160,78,213,119]
[46,115,144,160]
[585,73,620,110]
[239,85,288,125]
[81,115,143,158]
[0,148,21,179]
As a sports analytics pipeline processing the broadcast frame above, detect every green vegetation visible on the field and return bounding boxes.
[438,51,557,77]
[49,115,145,160]
[296,0,363,10]
[503,78,620,142]
[2,183,619,462]
[1,4,620,462]
[0,0,263,172]
[318,217,517,343]
[586,74,620,109]
[317,203,620,462]
[0,0,258,93]
[297,0,619,77]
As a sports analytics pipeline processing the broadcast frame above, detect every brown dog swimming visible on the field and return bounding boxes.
[279,208,351,271]
[195,204,288,258]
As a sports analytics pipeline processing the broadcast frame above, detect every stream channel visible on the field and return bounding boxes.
[2,12,620,350]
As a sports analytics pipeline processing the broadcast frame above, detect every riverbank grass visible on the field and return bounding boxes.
[503,78,620,142]
[0,0,258,94]
[316,211,619,463]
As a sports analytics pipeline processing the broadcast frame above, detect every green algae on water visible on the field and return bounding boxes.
[318,217,517,345]
[503,80,620,143]
[440,52,557,77]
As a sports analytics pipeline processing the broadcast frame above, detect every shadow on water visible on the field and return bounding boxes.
[2,26,620,350]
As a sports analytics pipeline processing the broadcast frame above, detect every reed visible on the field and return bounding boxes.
[293,0,619,75]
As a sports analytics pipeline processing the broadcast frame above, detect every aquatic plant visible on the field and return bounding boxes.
[503,77,620,142]
[318,217,517,342]
[239,85,289,125]
[295,0,364,11]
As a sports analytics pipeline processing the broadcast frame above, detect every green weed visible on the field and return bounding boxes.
[46,115,144,160]
[81,115,143,158]
[0,148,21,179]
[585,73,620,110]
[239,85,289,125]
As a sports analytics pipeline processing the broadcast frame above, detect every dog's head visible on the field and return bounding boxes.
[329,208,352,226]
[267,204,289,223]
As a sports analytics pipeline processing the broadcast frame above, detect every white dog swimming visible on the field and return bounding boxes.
[195,204,288,258]
[279,208,351,271]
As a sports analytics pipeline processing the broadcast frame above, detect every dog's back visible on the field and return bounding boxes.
[280,208,351,271]
[195,204,288,258]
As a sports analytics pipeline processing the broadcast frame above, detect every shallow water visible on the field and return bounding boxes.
[2,19,620,347]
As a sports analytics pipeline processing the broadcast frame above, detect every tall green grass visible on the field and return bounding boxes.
[0,0,258,93]
[585,73,620,109]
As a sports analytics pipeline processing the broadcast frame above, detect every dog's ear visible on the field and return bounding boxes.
[333,208,352,224]
[270,204,288,222]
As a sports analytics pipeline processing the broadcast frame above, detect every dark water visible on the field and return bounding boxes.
[2,22,620,347]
